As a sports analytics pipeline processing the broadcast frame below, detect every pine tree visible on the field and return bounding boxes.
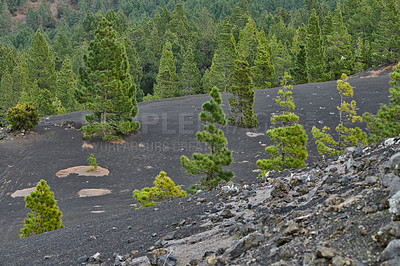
[237,17,259,67]
[52,31,73,71]
[228,59,258,127]
[252,30,275,89]
[56,56,78,113]
[325,1,354,79]
[79,17,139,140]
[20,180,64,238]
[269,34,292,85]
[167,1,191,51]
[290,44,308,84]
[181,87,233,189]
[0,72,13,125]
[354,37,365,73]
[230,0,250,40]
[306,9,328,82]
[0,44,17,81]
[257,73,308,175]
[29,82,55,117]
[313,74,367,156]
[206,19,237,92]
[12,51,30,104]
[372,0,400,64]
[178,48,201,96]
[322,12,333,43]
[28,29,56,96]
[363,63,400,142]
[122,37,142,90]
[153,41,178,99]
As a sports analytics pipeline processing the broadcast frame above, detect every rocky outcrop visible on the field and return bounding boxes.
[82,136,400,265]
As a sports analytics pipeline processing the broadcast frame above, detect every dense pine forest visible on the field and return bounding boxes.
[0,0,399,126]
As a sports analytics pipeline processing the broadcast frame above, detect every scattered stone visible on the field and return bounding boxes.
[382,173,400,196]
[77,256,89,263]
[390,153,400,174]
[376,221,400,247]
[220,209,234,219]
[316,246,338,259]
[159,253,177,266]
[364,176,378,185]
[379,239,400,263]
[332,255,351,266]
[230,232,265,259]
[283,222,300,236]
[389,190,400,221]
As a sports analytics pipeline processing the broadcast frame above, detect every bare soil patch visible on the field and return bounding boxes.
[82,143,94,149]
[361,63,396,78]
[78,189,112,197]
[11,187,36,198]
[56,166,109,178]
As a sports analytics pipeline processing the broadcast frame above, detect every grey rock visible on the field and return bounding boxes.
[77,256,89,263]
[271,181,289,198]
[379,239,400,263]
[283,222,300,236]
[220,209,234,219]
[332,256,350,266]
[376,221,400,247]
[382,173,400,196]
[364,176,378,185]
[390,153,400,173]
[230,232,265,259]
[164,231,177,241]
[381,257,400,266]
[158,254,177,266]
[316,246,338,259]
[390,190,400,221]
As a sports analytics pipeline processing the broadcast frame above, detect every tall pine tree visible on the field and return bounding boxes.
[28,29,56,96]
[79,17,139,140]
[153,41,178,99]
[252,30,275,89]
[178,48,201,96]
[205,19,237,92]
[228,59,258,127]
[325,1,354,79]
[306,9,328,82]
[56,56,78,113]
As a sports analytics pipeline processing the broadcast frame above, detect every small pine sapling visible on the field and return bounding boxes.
[256,73,308,175]
[87,154,98,172]
[363,63,400,142]
[181,87,234,190]
[313,73,367,156]
[132,171,186,209]
[20,180,64,238]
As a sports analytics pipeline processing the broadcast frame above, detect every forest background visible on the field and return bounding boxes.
[0,0,398,124]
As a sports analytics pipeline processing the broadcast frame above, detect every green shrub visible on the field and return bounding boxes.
[6,102,40,131]
[133,171,187,209]
[20,180,64,238]
[87,154,98,171]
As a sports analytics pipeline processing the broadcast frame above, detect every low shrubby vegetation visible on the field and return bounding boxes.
[133,171,187,209]
[6,102,39,131]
